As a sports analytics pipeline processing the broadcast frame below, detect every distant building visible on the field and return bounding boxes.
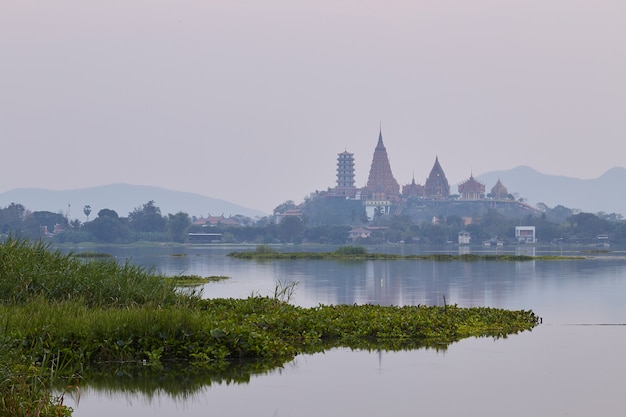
[348,226,372,241]
[187,232,222,243]
[193,215,241,227]
[458,174,485,200]
[402,175,425,197]
[515,226,536,243]
[490,179,509,199]
[363,129,400,201]
[458,231,471,245]
[424,157,450,198]
[331,150,358,198]
[278,208,305,223]
[596,234,610,248]
[348,226,387,242]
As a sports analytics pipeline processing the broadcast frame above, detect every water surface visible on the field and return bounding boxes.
[65,245,626,416]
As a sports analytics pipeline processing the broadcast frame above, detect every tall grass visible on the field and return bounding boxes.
[0,237,197,308]
[0,237,199,415]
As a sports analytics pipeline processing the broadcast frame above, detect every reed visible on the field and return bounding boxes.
[0,237,196,308]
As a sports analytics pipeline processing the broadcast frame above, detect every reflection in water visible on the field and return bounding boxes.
[73,358,286,397]
[70,331,468,401]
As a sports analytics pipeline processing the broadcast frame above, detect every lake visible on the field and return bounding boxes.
[65,244,626,417]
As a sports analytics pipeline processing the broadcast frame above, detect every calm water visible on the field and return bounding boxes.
[66,245,626,417]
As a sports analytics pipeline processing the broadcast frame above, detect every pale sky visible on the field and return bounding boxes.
[1,1,624,213]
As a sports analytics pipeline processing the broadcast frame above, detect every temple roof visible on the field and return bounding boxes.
[458,174,485,193]
[365,128,400,200]
[424,156,450,197]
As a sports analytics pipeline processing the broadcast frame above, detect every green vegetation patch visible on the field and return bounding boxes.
[229,246,580,261]
[165,274,230,287]
[72,251,113,258]
[0,238,540,415]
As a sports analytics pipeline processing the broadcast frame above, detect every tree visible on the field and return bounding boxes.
[128,201,166,233]
[273,200,297,215]
[83,205,92,221]
[87,209,128,243]
[167,212,191,243]
[279,215,306,243]
[0,203,27,235]
[567,212,611,243]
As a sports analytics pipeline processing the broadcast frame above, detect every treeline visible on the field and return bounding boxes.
[0,201,192,244]
[1,200,625,245]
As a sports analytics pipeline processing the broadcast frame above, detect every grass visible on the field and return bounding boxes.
[164,274,230,287]
[0,237,541,413]
[228,245,581,261]
[72,252,113,258]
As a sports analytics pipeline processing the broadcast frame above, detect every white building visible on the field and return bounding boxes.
[458,231,471,245]
[515,226,536,243]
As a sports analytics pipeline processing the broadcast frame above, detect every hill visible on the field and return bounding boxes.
[0,184,267,219]
[476,166,625,215]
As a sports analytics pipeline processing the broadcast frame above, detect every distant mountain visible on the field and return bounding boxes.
[475,166,626,215]
[0,184,267,219]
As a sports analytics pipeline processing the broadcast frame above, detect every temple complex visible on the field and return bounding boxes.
[308,128,525,224]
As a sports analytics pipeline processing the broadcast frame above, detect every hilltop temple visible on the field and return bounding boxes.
[322,128,525,222]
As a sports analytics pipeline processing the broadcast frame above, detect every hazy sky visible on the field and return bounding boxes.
[2,1,624,213]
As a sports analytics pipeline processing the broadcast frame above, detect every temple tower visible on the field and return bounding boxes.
[364,129,400,201]
[424,156,450,198]
[334,150,357,197]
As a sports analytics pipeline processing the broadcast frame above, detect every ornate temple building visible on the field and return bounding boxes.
[458,174,485,200]
[424,157,450,198]
[363,129,400,201]
[490,179,509,199]
[402,175,425,197]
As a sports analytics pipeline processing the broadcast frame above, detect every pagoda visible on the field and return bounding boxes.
[364,129,400,201]
[332,150,357,198]
[424,156,450,198]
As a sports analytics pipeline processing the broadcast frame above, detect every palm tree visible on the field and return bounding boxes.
[83,205,92,222]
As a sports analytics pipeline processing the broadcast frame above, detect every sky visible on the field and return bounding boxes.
[1,1,624,214]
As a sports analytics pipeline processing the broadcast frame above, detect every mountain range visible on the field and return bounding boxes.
[1,166,624,220]
[0,184,267,219]
[475,166,625,215]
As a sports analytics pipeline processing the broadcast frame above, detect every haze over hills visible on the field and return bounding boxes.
[0,184,267,220]
[475,166,626,216]
[1,166,624,221]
